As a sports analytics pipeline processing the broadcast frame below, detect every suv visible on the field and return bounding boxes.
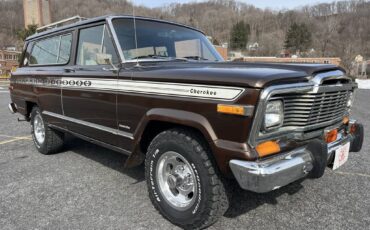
[8,15,364,229]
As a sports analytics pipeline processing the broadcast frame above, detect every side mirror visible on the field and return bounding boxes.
[96,53,113,65]
[97,53,119,72]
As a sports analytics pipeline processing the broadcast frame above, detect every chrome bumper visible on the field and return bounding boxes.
[230,134,354,193]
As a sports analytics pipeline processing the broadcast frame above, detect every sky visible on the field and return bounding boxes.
[132,0,333,9]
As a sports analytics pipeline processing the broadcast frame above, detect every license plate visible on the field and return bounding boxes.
[332,142,350,170]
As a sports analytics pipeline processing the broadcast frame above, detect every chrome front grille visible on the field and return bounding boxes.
[272,90,351,127]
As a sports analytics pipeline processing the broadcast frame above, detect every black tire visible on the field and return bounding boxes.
[350,123,364,152]
[145,128,229,229]
[30,106,64,154]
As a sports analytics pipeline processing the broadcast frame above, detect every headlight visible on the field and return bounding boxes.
[347,91,354,108]
[264,100,284,129]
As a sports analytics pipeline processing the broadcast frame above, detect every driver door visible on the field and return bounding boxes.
[62,23,120,146]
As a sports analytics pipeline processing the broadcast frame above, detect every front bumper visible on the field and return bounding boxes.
[229,123,363,193]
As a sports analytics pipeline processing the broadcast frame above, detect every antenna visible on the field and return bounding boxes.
[132,1,140,67]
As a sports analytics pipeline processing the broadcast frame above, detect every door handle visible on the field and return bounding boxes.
[64,68,75,73]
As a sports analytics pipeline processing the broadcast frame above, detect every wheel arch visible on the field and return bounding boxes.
[125,108,218,169]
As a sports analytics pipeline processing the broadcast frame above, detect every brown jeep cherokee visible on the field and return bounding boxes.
[8,15,364,229]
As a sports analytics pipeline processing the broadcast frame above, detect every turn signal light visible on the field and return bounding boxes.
[256,141,281,157]
[217,104,245,116]
[343,116,349,125]
[325,129,338,143]
[350,124,356,134]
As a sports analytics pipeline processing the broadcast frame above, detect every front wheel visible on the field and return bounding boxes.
[145,128,229,229]
[31,106,64,154]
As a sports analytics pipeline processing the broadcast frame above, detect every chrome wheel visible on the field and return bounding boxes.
[33,113,45,144]
[156,151,197,211]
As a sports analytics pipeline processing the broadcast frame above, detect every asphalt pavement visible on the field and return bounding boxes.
[0,84,369,229]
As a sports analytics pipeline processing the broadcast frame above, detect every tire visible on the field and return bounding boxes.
[30,106,64,154]
[145,128,229,229]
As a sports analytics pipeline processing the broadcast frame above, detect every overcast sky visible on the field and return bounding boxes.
[132,0,333,9]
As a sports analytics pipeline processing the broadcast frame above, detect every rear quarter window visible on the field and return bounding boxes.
[29,33,72,66]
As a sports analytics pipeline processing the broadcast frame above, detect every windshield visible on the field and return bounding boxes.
[111,18,223,62]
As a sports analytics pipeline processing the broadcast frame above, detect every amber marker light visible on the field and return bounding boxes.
[325,129,338,143]
[256,140,281,157]
[217,104,245,116]
[343,116,349,125]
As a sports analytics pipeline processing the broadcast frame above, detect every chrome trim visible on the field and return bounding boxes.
[327,130,354,156]
[248,83,313,147]
[105,16,222,64]
[106,17,126,63]
[230,147,313,193]
[8,103,17,114]
[243,105,255,116]
[28,33,73,67]
[311,70,351,85]
[231,132,354,193]
[248,71,357,148]
[49,124,131,155]
[42,111,134,140]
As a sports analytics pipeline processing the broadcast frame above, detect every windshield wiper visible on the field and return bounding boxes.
[181,56,209,61]
[132,54,169,60]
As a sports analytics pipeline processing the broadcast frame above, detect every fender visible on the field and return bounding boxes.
[124,108,218,168]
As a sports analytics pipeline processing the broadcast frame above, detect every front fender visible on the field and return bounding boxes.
[124,108,218,169]
[136,108,217,142]
[126,108,255,175]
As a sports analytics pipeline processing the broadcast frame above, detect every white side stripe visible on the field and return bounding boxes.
[12,77,245,101]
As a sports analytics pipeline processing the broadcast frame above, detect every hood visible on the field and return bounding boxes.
[129,61,344,88]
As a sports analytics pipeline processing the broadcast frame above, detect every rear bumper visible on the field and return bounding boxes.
[229,123,363,193]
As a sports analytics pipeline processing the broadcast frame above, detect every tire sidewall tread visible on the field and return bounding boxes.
[145,128,229,229]
[30,106,64,155]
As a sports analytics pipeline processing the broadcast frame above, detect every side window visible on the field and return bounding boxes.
[58,34,72,64]
[201,42,216,61]
[29,34,72,65]
[30,36,59,65]
[76,25,119,66]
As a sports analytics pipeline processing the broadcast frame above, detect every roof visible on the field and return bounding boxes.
[26,15,204,41]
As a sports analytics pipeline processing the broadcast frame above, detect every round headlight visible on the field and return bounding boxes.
[264,100,284,129]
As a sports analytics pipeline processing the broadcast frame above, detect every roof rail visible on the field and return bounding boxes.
[36,15,87,33]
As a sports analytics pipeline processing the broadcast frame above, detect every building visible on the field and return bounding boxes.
[23,0,51,27]
[0,49,21,77]
[215,46,228,60]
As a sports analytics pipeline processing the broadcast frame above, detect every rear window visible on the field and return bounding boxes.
[29,33,72,65]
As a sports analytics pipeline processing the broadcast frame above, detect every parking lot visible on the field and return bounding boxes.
[0,82,369,229]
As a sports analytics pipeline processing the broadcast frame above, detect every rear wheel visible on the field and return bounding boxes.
[145,128,229,229]
[31,106,64,154]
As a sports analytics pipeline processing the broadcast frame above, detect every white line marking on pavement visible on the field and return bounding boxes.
[0,134,14,138]
[334,171,370,179]
[0,136,32,145]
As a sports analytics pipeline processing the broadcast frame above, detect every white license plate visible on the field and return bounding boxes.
[332,142,350,170]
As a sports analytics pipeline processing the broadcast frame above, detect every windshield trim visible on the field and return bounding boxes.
[106,17,126,63]
[106,16,223,64]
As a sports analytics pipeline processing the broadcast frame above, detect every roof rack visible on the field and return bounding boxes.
[36,15,87,33]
